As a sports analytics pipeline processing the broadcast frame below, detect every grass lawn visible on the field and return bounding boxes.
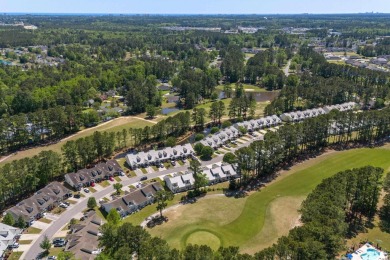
[25,226,42,234]
[89,187,97,193]
[146,147,390,254]
[38,218,52,224]
[66,199,77,204]
[51,207,66,215]
[0,117,155,167]
[346,216,390,252]
[151,165,159,171]
[124,194,183,226]
[7,251,23,260]
[99,180,110,188]
[48,247,64,257]
[140,168,148,174]
[18,240,32,245]
[114,176,122,182]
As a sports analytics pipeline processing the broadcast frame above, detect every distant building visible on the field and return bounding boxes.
[126,144,194,170]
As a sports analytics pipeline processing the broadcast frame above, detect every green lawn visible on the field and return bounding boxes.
[37,218,52,224]
[99,180,110,188]
[18,240,32,245]
[114,176,122,182]
[25,226,42,234]
[48,247,64,257]
[141,168,148,174]
[7,251,23,260]
[146,147,390,254]
[89,187,97,193]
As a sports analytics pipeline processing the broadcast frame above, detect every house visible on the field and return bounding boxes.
[101,183,163,217]
[65,160,124,190]
[165,173,195,193]
[165,164,238,193]
[64,211,103,260]
[158,83,171,91]
[323,102,356,113]
[7,182,72,226]
[0,223,22,260]
[125,144,194,170]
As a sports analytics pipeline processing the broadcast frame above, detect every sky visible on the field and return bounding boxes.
[1,0,390,14]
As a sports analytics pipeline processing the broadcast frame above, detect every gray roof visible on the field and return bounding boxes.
[7,182,71,222]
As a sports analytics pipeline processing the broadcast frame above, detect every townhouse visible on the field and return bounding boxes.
[101,183,163,217]
[6,182,72,226]
[165,164,238,193]
[0,223,22,260]
[65,211,103,260]
[125,144,195,170]
[64,160,124,190]
[280,108,326,122]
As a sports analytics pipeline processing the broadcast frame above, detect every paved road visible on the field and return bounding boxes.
[23,135,256,259]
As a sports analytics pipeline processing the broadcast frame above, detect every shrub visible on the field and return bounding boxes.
[201,146,214,160]
[223,152,236,164]
[195,133,205,141]
[210,127,220,134]
[222,121,232,128]
[194,143,204,155]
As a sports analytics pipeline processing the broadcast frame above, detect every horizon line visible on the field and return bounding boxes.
[0,12,389,16]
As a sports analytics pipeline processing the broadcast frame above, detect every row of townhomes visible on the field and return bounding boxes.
[280,102,356,122]
[125,144,195,169]
[0,223,22,260]
[236,115,282,132]
[64,211,103,260]
[65,160,124,190]
[101,182,163,218]
[6,182,72,226]
[165,164,238,193]
[200,126,241,149]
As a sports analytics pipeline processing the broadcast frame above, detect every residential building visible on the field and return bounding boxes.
[125,144,194,169]
[165,164,238,193]
[64,211,103,260]
[7,182,72,226]
[65,160,124,190]
[101,183,163,217]
[0,223,22,260]
[280,108,326,122]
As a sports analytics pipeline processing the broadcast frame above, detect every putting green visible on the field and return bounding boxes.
[148,147,390,254]
[185,230,222,251]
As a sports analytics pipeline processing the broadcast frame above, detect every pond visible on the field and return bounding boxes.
[0,60,12,65]
[161,107,180,115]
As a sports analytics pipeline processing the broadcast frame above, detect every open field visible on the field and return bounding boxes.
[146,147,390,254]
[0,116,156,167]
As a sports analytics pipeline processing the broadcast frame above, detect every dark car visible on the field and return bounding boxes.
[53,238,66,247]
[140,176,148,181]
[74,193,81,199]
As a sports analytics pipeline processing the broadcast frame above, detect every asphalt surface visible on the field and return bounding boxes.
[23,137,254,260]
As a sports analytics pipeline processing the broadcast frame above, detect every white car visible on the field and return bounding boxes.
[83,188,90,193]
[59,203,68,208]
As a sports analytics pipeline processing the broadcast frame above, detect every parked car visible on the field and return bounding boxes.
[8,243,19,249]
[83,188,90,193]
[91,182,95,187]
[74,193,81,199]
[63,201,70,206]
[59,203,68,209]
[109,177,114,182]
[140,176,148,181]
[53,238,66,247]
[171,160,176,166]
[47,256,57,260]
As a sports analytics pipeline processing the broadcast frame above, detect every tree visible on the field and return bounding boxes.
[210,127,220,134]
[87,197,97,210]
[155,190,174,218]
[165,137,177,147]
[201,146,214,160]
[57,251,76,260]
[113,183,123,195]
[2,213,15,226]
[107,208,121,226]
[222,120,232,128]
[189,160,208,192]
[40,235,51,253]
[223,152,236,164]
[16,216,26,229]
[238,126,248,135]
[194,133,205,141]
[194,143,205,155]
[146,105,156,119]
